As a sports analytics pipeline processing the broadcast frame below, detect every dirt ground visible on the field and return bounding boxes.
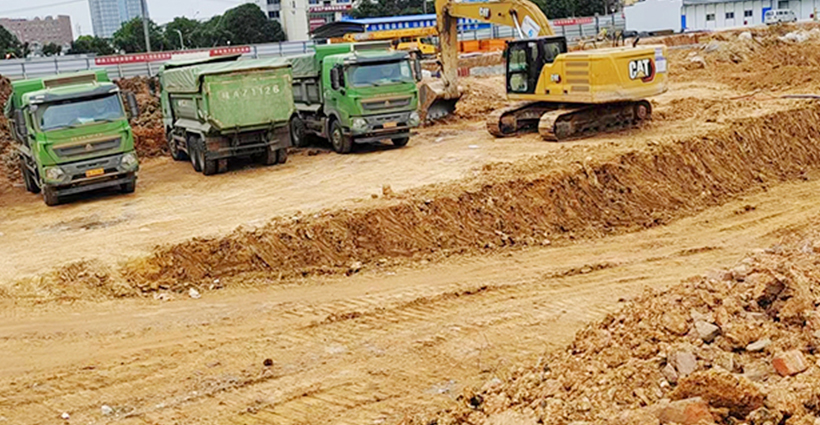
[4,25,820,424]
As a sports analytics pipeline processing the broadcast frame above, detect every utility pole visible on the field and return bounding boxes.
[140,0,151,52]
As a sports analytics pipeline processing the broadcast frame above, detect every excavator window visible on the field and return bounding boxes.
[506,37,568,95]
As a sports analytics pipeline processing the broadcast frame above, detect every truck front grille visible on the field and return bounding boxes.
[361,97,412,112]
[54,138,121,159]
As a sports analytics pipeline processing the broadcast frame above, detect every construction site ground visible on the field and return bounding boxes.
[4,25,820,424]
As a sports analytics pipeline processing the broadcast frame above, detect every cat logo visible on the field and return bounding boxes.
[85,143,94,152]
[479,7,491,18]
[628,59,655,82]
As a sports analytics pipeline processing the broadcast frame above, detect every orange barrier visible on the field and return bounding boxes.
[460,40,481,53]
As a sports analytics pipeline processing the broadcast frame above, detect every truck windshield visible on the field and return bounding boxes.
[348,61,414,87]
[38,94,124,131]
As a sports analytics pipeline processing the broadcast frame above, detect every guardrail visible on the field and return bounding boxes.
[0,13,625,81]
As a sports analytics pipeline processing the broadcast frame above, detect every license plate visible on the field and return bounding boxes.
[383,122,398,129]
[85,168,104,178]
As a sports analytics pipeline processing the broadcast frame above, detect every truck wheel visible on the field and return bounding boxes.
[120,178,136,194]
[276,148,288,164]
[43,187,60,207]
[330,120,353,154]
[188,136,202,172]
[392,137,410,147]
[19,156,40,194]
[260,147,278,166]
[169,133,188,161]
[290,116,306,148]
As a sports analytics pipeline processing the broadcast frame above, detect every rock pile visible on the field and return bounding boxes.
[409,239,820,425]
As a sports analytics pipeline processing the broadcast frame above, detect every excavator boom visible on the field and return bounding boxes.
[421,0,556,121]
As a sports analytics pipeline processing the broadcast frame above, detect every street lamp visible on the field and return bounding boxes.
[175,29,185,49]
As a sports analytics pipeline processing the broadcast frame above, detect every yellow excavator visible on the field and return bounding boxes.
[419,0,668,141]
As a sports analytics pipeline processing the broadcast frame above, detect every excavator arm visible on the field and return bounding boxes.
[420,0,555,120]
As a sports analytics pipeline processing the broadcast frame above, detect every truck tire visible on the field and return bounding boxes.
[276,148,288,164]
[19,156,40,194]
[120,178,136,194]
[43,186,60,207]
[290,116,306,148]
[261,147,278,166]
[202,158,218,176]
[330,120,353,154]
[188,136,202,172]
[169,133,188,161]
[392,137,410,147]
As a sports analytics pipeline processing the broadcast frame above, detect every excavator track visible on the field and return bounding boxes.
[487,100,652,141]
[486,102,557,137]
[538,100,652,142]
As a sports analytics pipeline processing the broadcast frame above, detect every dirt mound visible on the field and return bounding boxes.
[455,75,509,119]
[115,76,166,158]
[670,26,820,93]
[109,103,820,294]
[405,235,820,425]
[0,75,16,192]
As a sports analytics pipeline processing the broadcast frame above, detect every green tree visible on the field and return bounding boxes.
[164,17,201,50]
[67,35,116,56]
[113,17,167,53]
[349,0,607,20]
[349,0,432,18]
[216,3,286,45]
[41,42,62,56]
[0,26,22,59]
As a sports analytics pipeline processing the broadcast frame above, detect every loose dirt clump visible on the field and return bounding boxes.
[405,237,820,424]
[455,75,509,119]
[115,76,166,158]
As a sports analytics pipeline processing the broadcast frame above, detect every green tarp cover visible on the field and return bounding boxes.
[162,57,292,94]
[289,54,320,79]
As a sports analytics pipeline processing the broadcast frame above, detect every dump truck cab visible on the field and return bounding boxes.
[290,43,422,153]
[5,71,140,206]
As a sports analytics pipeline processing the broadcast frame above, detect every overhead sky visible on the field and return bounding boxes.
[1,0,257,37]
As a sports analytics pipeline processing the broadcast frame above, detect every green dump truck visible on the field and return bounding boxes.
[159,57,295,175]
[289,43,422,153]
[4,70,141,206]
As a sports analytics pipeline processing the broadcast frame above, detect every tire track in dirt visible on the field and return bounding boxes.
[113,103,820,295]
[4,176,820,424]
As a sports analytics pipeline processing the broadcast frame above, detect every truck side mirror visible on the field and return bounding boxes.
[330,67,340,90]
[13,110,28,139]
[336,65,345,88]
[125,92,140,119]
[413,58,423,82]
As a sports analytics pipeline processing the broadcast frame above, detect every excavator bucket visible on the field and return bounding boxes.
[418,79,462,122]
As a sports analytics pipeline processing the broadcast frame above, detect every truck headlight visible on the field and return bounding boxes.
[409,111,421,127]
[351,118,368,133]
[121,152,139,170]
[45,166,66,182]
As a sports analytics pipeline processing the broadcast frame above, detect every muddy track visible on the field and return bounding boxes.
[117,103,820,293]
[4,175,820,424]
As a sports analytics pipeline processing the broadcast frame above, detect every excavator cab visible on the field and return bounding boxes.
[505,36,567,95]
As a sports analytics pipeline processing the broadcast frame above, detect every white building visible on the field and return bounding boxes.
[682,0,820,30]
[88,0,147,38]
[625,0,683,32]
[257,0,353,41]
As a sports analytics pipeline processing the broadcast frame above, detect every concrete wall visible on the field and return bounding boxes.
[624,0,684,32]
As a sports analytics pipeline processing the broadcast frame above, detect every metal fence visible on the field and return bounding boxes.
[0,13,625,81]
